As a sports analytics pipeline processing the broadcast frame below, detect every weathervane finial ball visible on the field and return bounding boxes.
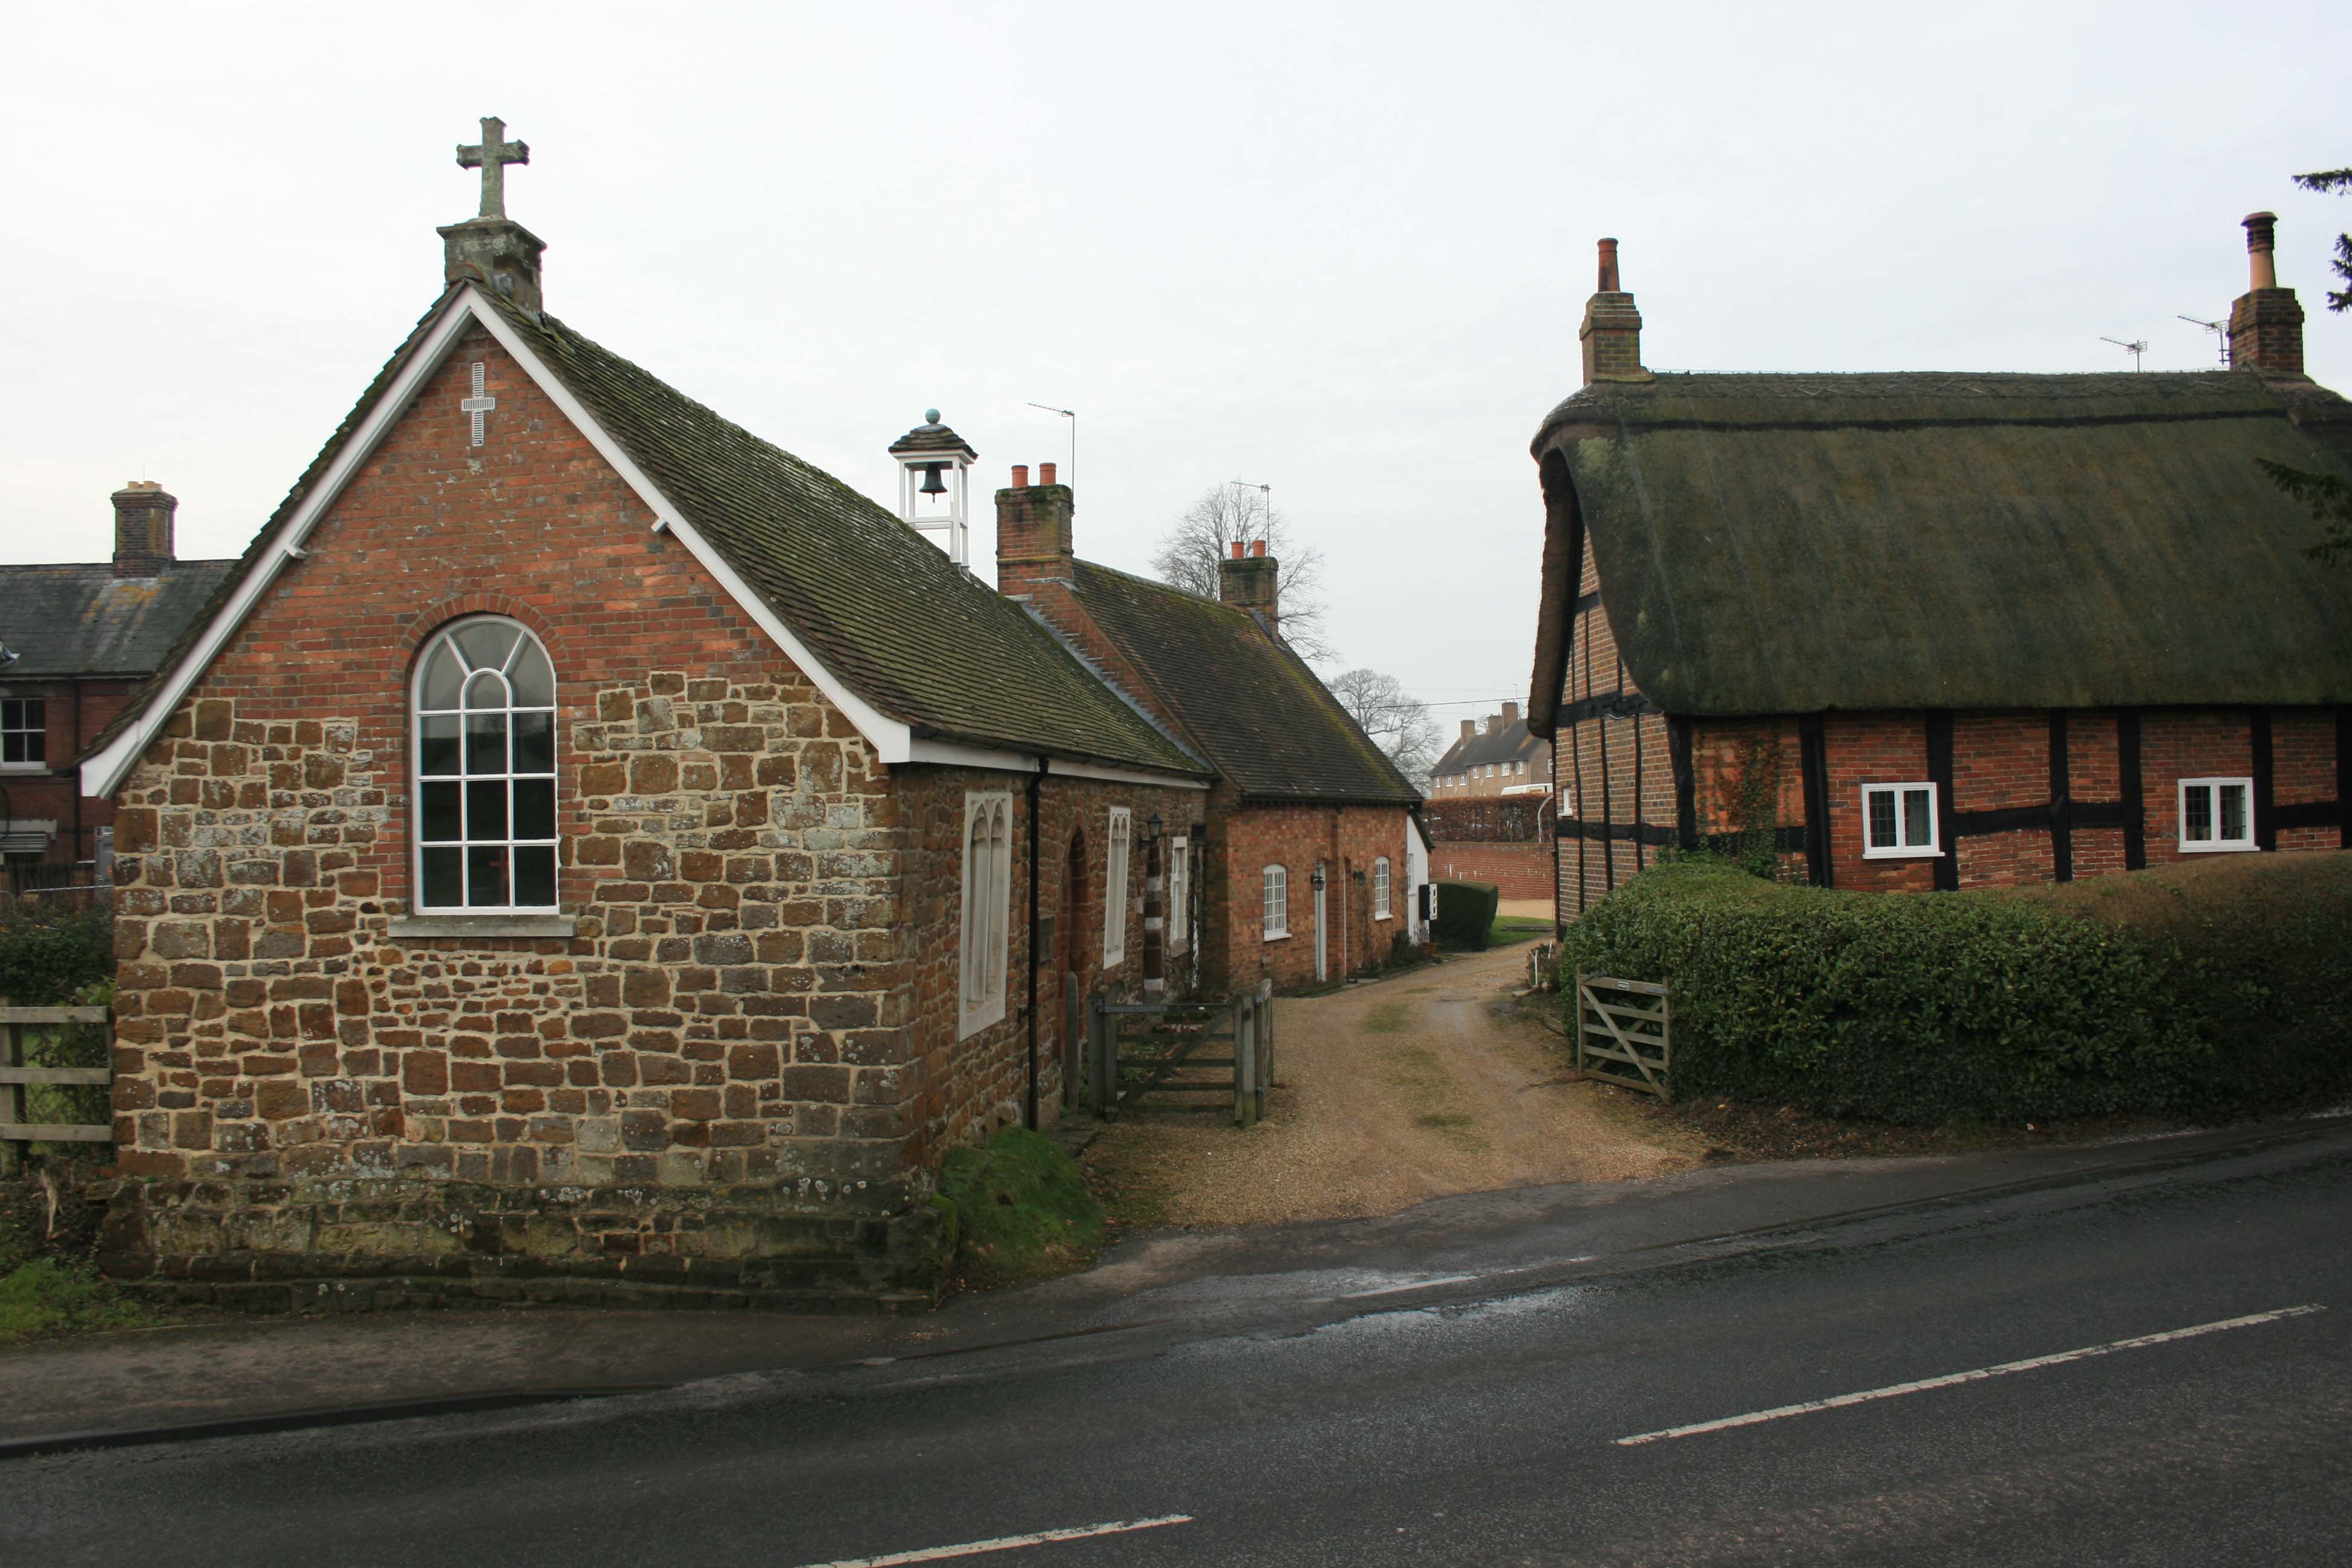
[925,408,941,425]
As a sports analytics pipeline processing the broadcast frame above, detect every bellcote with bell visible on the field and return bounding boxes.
[888,410,979,565]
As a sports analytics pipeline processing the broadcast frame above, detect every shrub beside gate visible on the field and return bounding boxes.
[1557,852,2352,1125]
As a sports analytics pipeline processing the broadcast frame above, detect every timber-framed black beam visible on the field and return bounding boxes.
[2049,711,2073,883]
[1798,715,1831,887]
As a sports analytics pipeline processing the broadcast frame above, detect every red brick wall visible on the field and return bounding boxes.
[1,675,143,867]
[1430,841,1551,900]
[1210,797,1411,992]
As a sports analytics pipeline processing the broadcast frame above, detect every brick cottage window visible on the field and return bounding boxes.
[2179,777,2256,852]
[1103,807,1132,966]
[413,618,559,910]
[1263,863,1289,939]
[0,697,44,768]
[960,792,1013,1036]
[1861,782,1939,859]
[1373,856,1391,919]
[1166,837,1190,953]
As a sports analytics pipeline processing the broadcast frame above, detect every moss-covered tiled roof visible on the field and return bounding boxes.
[0,560,238,679]
[1529,369,2352,725]
[491,298,1203,774]
[1065,560,1419,805]
[86,286,1207,780]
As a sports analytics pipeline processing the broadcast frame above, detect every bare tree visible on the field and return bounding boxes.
[1150,483,1334,662]
[1326,667,1441,788]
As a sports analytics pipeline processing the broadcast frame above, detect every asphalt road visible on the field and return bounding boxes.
[11,1120,2352,1566]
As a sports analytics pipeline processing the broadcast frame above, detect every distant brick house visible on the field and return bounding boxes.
[990,475,1424,991]
[1529,220,2352,929]
[1428,702,1554,803]
[76,132,1219,1308]
[0,484,232,889]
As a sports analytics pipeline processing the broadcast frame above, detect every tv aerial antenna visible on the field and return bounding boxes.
[2100,335,2149,371]
[2177,315,2229,366]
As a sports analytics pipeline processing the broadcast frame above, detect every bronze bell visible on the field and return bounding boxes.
[916,462,949,497]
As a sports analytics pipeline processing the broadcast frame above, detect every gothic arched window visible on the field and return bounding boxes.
[960,792,1013,1036]
[413,618,558,912]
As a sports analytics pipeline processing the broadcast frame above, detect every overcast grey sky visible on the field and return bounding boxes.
[5,2,2348,717]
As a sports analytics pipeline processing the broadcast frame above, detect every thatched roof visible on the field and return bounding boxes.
[1527,368,2352,729]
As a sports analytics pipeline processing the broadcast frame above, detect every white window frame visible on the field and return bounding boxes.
[0,694,45,771]
[412,617,561,912]
[1860,782,1940,860]
[1166,838,1190,954]
[1102,807,1132,967]
[2178,776,2256,853]
[959,791,1014,1036]
[1263,863,1290,941]
[1373,856,1392,920]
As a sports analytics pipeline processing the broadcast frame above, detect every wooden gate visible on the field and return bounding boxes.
[1574,974,1670,1099]
[1,1002,114,1172]
[1088,983,1274,1127]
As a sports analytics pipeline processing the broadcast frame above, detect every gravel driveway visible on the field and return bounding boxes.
[1082,944,1692,1228]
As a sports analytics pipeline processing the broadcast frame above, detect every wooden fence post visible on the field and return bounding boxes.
[1,997,20,1177]
[1233,996,1256,1129]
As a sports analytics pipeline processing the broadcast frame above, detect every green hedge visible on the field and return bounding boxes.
[1434,880,1501,950]
[1557,853,2352,1125]
[0,901,114,1007]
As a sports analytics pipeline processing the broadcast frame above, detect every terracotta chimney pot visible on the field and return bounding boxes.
[1011,464,1029,488]
[2244,211,2279,290]
[1597,237,1620,293]
[1039,462,1057,486]
[1250,539,1267,558]
[1230,541,1245,559]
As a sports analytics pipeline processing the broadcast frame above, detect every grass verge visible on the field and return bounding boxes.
[935,1126,1106,1289]
[2,1166,156,1346]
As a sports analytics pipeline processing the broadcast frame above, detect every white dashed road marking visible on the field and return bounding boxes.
[792,1514,1195,1566]
[1614,1304,2327,1446]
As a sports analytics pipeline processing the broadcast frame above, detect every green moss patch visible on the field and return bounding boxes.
[935,1126,1106,1288]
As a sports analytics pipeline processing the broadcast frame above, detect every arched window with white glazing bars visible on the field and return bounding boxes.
[1263,863,1289,939]
[413,618,558,911]
[1103,808,1132,967]
[1373,856,1391,919]
[960,793,1014,1036]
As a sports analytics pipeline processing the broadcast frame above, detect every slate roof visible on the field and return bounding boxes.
[88,286,1206,779]
[0,561,237,679]
[1527,368,2352,728]
[1062,559,1420,806]
[1432,719,1540,775]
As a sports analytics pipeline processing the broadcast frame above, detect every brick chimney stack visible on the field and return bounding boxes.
[1218,537,1280,635]
[995,463,1076,595]
[1499,700,1521,730]
[1460,719,1477,740]
[1580,237,1650,385]
[111,481,177,578]
[2229,211,2305,376]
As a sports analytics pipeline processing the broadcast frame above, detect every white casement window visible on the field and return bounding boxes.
[1103,807,1132,967]
[1263,863,1290,940]
[1373,856,1392,920]
[2179,777,2256,852]
[959,792,1014,1036]
[414,618,559,910]
[1861,782,1939,859]
[1166,838,1190,953]
[0,696,44,769]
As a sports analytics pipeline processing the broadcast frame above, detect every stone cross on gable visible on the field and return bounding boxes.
[456,116,529,220]
[462,362,495,447]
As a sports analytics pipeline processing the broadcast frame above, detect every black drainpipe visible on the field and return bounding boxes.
[1024,757,1048,1131]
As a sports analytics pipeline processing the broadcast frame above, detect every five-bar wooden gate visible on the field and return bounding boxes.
[1088,983,1274,1127]
[1574,974,1671,1099]
[1,1002,115,1172]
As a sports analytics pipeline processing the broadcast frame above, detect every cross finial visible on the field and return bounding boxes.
[456,116,530,220]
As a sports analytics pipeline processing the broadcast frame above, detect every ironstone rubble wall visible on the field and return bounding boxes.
[99,661,947,1311]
